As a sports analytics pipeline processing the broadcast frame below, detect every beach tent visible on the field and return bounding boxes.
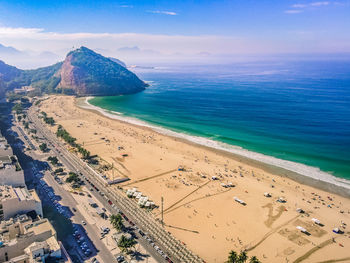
[311,218,321,225]
[277,197,287,203]
[234,196,246,205]
[296,226,307,233]
[296,208,305,213]
[333,228,342,234]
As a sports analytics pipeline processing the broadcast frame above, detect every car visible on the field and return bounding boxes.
[79,192,85,196]
[82,221,86,225]
[87,194,92,198]
[72,208,77,212]
[116,255,125,262]
[108,200,112,205]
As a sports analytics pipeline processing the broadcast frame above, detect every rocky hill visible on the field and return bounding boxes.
[0,47,147,96]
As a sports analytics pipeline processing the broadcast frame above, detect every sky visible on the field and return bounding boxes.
[0,0,349,67]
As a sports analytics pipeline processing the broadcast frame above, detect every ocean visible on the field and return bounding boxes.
[88,60,350,185]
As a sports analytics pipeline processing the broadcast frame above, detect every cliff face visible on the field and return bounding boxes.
[58,47,147,96]
[0,47,147,97]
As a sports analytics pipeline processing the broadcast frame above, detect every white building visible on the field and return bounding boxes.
[0,136,12,157]
[0,186,42,221]
[0,156,25,187]
[0,215,60,262]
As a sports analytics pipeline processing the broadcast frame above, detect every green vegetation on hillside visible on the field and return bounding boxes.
[1,46,146,97]
[66,47,146,95]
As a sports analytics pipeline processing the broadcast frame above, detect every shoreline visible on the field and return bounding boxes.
[78,96,350,198]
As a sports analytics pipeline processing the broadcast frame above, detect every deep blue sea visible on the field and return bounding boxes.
[89,61,350,182]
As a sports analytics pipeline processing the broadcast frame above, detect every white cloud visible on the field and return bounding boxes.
[148,10,177,15]
[285,9,304,14]
[286,1,331,13]
[0,25,349,68]
[310,1,330,6]
[292,4,307,8]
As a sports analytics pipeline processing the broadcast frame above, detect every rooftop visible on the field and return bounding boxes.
[0,186,40,202]
[0,215,55,246]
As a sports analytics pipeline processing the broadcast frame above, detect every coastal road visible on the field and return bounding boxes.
[28,105,203,263]
[26,107,166,263]
[15,118,117,263]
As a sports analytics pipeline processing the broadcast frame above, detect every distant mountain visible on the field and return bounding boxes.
[0,43,23,55]
[0,46,147,97]
[117,46,141,52]
[108,57,127,68]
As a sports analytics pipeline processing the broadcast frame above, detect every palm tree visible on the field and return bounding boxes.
[238,251,248,263]
[110,214,124,232]
[249,256,261,263]
[117,235,137,254]
[227,250,238,263]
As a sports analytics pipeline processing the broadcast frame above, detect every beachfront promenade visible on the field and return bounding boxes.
[28,106,203,263]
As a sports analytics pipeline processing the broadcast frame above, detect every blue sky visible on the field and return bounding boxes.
[1,0,349,36]
[0,0,349,67]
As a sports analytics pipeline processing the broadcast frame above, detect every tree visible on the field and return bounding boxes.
[227,250,238,263]
[48,156,58,165]
[249,256,261,263]
[54,168,64,174]
[12,103,23,114]
[66,172,80,183]
[238,251,248,263]
[117,235,136,254]
[227,250,260,263]
[39,143,48,152]
[43,116,55,125]
[110,214,124,232]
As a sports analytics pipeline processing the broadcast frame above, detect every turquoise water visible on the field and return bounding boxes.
[89,61,350,180]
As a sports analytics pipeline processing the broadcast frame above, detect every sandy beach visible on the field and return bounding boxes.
[38,95,350,263]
